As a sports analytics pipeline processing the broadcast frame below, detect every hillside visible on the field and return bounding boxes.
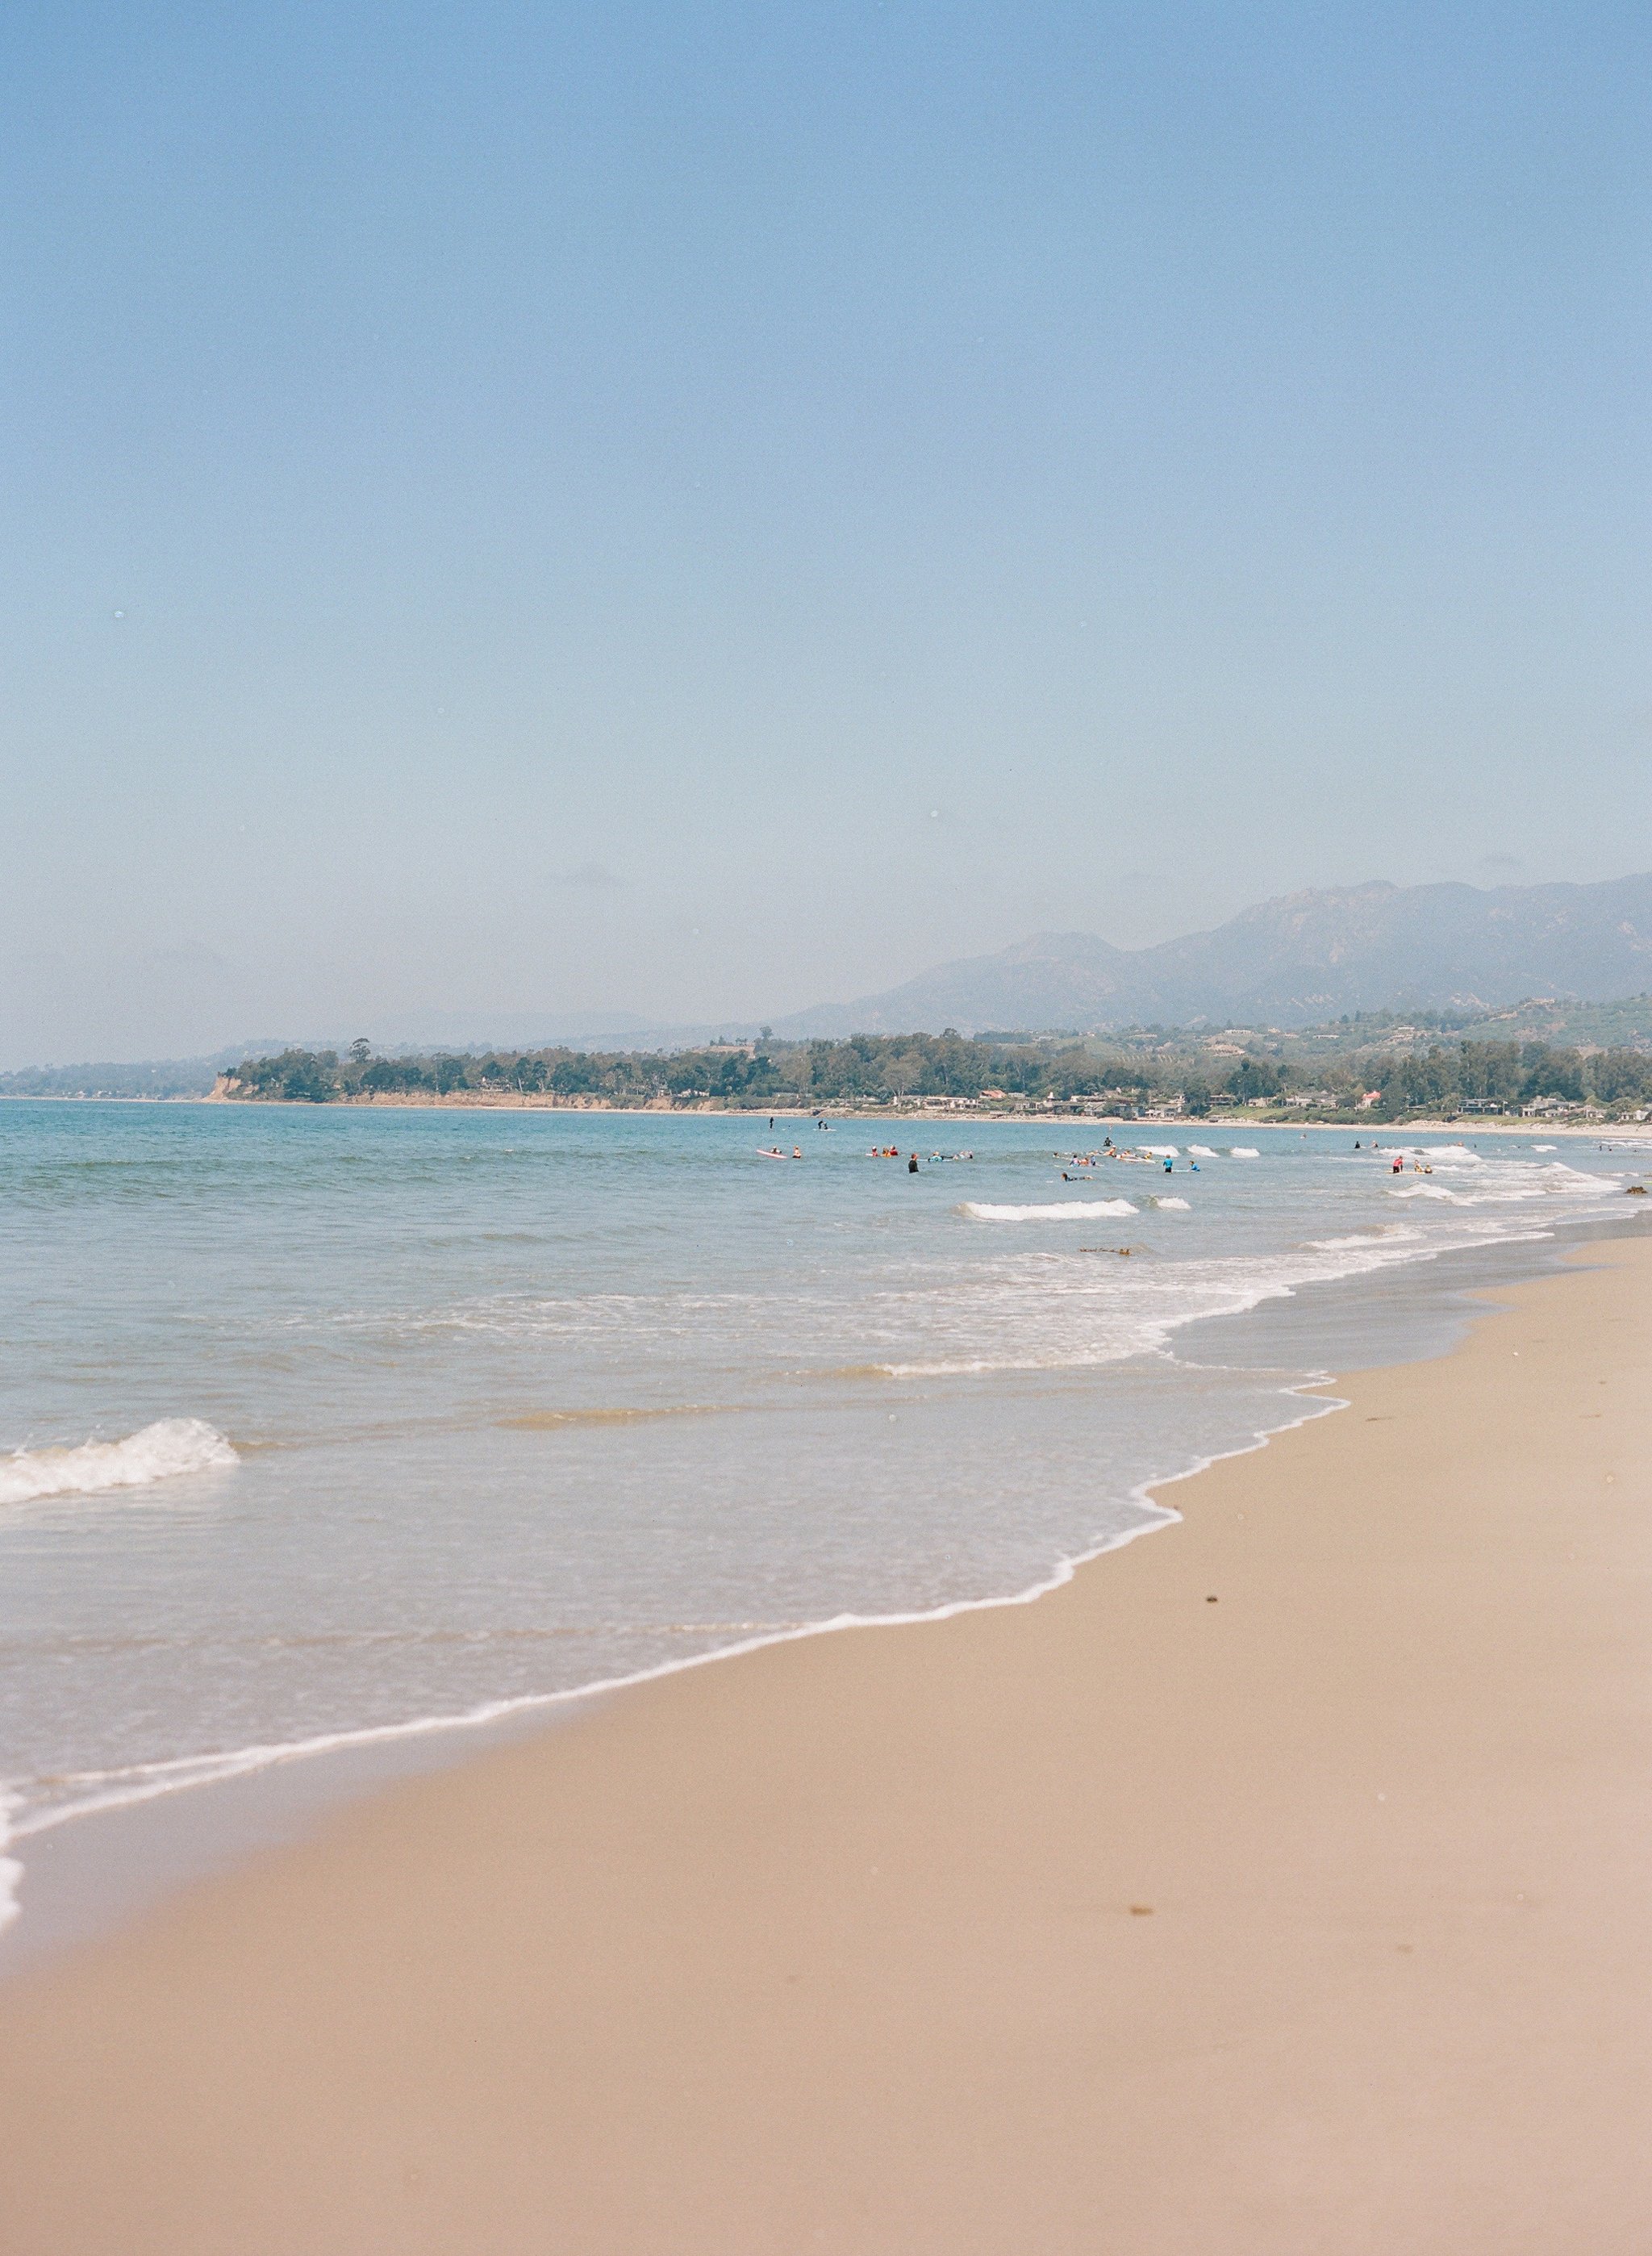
[0,1051,240,1100]
[216,1022,1652,1126]
[776,875,1652,1035]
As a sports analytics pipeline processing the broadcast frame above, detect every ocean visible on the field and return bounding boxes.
[1,1100,1642,1941]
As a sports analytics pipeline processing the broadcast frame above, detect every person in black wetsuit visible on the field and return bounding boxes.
[907,1153,919,1174]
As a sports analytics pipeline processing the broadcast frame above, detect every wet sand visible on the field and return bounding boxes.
[2,1236,1650,2253]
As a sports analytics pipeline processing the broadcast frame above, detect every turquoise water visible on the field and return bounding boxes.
[0,1101,1641,1924]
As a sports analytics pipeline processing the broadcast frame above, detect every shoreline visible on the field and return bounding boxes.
[6,1089,1650,1138]
[0,1417,1274,1975]
[4,1236,1650,2247]
[2,1212,1625,1972]
[1,1343,1357,1970]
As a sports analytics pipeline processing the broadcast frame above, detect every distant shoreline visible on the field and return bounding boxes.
[5,1090,1648,1140]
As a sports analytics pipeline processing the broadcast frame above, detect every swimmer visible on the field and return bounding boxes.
[907,1153,919,1174]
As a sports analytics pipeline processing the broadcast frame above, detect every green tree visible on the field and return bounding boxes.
[1228,1056,1282,1102]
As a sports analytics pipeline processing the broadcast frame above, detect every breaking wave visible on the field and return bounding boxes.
[961,1199,1138,1221]
[1308,1226,1420,1250]
[1385,1153,1617,1209]
[0,1419,239,1506]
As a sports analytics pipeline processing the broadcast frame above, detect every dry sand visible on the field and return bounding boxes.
[3,1236,1650,2254]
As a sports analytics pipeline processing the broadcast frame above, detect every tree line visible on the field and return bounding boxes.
[223,1030,1652,1118]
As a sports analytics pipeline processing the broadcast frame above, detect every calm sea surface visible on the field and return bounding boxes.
[1,1101,1642,1927]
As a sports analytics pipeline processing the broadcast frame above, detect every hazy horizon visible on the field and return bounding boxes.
[7,5,1651,1067]
[9,866,1652,1073]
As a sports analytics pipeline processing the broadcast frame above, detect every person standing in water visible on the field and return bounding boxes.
[907,1153,919,1174]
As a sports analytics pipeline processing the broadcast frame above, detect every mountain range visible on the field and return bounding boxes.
[10,875,1652,1090]
[770,875,1652,1037]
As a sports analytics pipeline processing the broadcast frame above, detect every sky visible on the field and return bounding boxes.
[4,1,1651,1064]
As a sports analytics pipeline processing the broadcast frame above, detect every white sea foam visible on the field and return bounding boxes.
[2,1166,1625,1928]
[961,1199,1138,1221]
[4,1104,1636,1948]
[1229,1147,1261,1158]
[1149,1195,1191,1209]
[878,1354,1108,1377]
[2,1382,1352,1890]
[1384,1152,1619,1209]
[1308,1226,1420,1249]
[1187,1145,1217,1157]
[1533,1143,1557,1151]
[0,1418,238,1506]
[1141,1144,1179,1157]
[0,1790,21,1937]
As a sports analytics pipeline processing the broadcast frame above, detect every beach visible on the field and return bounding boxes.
[195,1084,1652,1138]
[2,1232,1649,2250]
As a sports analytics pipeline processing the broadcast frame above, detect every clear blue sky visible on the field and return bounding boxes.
[4,2,1650,1062]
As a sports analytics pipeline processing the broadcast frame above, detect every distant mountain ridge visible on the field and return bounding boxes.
[10,876,1652,1084]
[774,875,1652,1036]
